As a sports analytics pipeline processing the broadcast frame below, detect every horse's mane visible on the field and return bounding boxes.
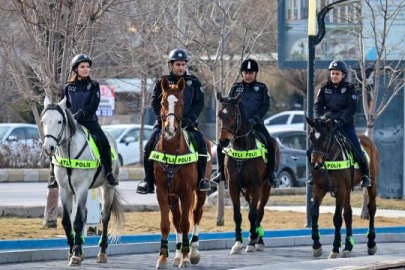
[42,104,77,137]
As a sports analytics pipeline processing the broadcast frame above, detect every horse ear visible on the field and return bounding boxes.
[216,91,224,103]
[44,96,50,108]
[177,77,185,91]
[306,117,314,127]
[59,96,67,110]
[161,77,170,92]
[235,93,241,103]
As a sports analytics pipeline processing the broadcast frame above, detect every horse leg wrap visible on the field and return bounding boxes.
[98,236,109,253]
[367,231,376,249]
[160,239,169,257]
[344,236,355,252]
[176,242,181,250]
[181,240,190,253]
[190,235,199,244]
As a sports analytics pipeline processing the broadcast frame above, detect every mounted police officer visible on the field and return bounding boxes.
[47,54,118,188]
[212,59,278,185]
[307,60,371,188]
[136,48,211,194]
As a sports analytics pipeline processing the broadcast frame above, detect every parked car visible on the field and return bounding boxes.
[0,123,46,168]
[209,129,307,188]
[264,111,305,132]
[273,129,307,188]
[101,124,153,166]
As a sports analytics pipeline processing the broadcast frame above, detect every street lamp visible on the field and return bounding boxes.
[306,0,360,227]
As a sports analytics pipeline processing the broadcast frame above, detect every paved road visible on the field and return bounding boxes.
[2,243,405,270]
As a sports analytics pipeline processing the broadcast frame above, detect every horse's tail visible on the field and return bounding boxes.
[109,188,126,238]
[272,136,281,170]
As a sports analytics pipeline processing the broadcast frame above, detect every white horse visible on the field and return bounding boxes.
[41,97,125,266]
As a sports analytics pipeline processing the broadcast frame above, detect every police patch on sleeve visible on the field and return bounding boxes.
[267,91,270,97]
[96,91,100,98]
[200,87,204,93]
[352,94,357,100]
[186,80,192,86]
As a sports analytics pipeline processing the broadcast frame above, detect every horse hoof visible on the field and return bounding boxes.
[313,247,323,257]
[328,251,340,259]
[173,257,181,267]
[368,245,377,255]
[96,253,108,263]
[245,244,256,253]
[190,250,200,265]
[255,243,265,251]
[68,255,82,266]
[179,257,191,268]
[230,241,242,254]
[156,260,168,269]
[341,250,351,258]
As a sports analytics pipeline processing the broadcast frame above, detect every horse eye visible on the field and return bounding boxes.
[58,120,62,124]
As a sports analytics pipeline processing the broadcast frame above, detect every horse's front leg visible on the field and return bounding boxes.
[229,179,243,255]
[60,188,75,263]
[342,190,354,258]
[189,190,207,265]
[245,191,260,253]
[156,187,171,269]
[171,202,182,267]
[179,191,193,268]
[97,186,114,263]
[311,184,326,257]
[69,190,88,266]
[329,192,345,259]
[255,183,271,251]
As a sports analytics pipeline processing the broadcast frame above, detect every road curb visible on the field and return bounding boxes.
[0,168,144,183]
[1,231,404,264]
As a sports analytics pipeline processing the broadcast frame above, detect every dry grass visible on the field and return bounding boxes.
[1,203,405,240]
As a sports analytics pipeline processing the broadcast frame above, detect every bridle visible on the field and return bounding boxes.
[220,102,253,142]
[311,121,337,167]
[43,105,71,146]
[161,112,182,136]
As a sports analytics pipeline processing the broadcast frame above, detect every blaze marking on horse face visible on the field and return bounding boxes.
[222,108,228,114]
[168,94,178,134]
[315,132,321,139]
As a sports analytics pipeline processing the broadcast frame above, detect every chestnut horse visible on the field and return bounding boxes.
[153,77,212,268]
[307,118,379,259]
[216,92,280,254]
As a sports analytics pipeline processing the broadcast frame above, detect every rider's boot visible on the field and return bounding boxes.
[136,156,155,194]
[47,163,58,189]
[306,149,314,186]
[266,147,278,187]
[104,149,119,187]
[197,155,211,192]
[359,159,372,188]
[211,145,225,184]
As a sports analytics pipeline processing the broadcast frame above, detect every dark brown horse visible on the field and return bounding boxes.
[307,117,379,259]
[153,77,212,268]
[216,92,280,254]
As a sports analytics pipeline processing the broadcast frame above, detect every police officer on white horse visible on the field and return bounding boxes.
[47,54,118,188]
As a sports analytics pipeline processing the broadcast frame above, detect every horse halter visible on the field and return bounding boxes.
[43,105,69,146]
[311,122,335,167]
[220,102,242,136]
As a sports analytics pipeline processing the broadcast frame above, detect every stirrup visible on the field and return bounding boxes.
[198,179,211,192]
[136,181,154,194]
[106,172,119,186]
[47,176,58,189]
[361,175,372,188]
[211,172,223,184]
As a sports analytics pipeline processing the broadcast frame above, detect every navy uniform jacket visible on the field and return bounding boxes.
[228,80,270,122]
[151,73,204,125]
[64,78,100,122]
[314,81,357,126]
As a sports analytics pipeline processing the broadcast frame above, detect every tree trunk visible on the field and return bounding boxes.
[139,74,147,165]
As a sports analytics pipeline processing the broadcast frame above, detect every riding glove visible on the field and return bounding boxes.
[182,117,194,128]
[73,110,85,121]
[333,118,345,132]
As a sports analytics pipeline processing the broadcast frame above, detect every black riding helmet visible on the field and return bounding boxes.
[240,59,259,72]
[168,49,189,63]
[328,60,347,74]
[71,54,92,71]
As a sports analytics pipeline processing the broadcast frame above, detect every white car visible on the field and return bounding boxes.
[102,124,153,166]
[264,111,305,133]
[0,123,41,145]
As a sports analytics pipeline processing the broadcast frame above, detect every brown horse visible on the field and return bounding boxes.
[307,118,379,259]
[153,77,212,268]
[216,92,280,254]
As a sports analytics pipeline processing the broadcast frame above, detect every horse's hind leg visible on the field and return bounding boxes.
[245,192,260,253]
[255,183,271,251]
[97,187,114,263]
[366,184,377,255]
[70,190,88,266]
[189,190,207,265]
[311,185,326,257]
[171,204,182,267]
[60,189,75,264]
[342,190,354,258]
